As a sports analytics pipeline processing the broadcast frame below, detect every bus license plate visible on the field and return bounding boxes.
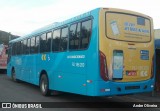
[126,71,137,76]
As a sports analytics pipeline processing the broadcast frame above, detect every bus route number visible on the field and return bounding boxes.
[72,62,85,68]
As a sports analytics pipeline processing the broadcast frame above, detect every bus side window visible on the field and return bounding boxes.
[30,37,35,54]
[40,33,47,53]
[35,36,40,53]
[81,20,91,49]
[23,39,27,54]
[26,38,30,54]
[20,41,23,55]
[76,23,81,49]
[13,43,17,56]
[47,32,52,52]
[69,23,81,50]
[52,29,60,52]
[60,27,68,51]
[11,43,14,55]
[12,43,15,56]
[69,24,76,50]
[17,41,21,55]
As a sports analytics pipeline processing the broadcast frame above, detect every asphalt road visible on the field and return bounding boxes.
[0,73,159,111]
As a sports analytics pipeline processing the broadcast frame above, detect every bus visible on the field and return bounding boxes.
[0,44,8,71]
[7,8,155,96]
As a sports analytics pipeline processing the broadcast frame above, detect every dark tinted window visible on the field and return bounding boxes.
[31,37,35,54]
[69,23,80,50]
[60,27,68,51]
[52,29,60,52]
[40,33,47,53]
[12,43,16,55]
[47,32,52,52]
[35,36,39,53]
[20,41,23,54]
[26,38,30,54]
[69,19,91,50]
[17,41,21,55]
[23,39,27,54]
[81,20,91,49]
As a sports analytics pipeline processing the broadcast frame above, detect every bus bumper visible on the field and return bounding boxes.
[88,79,155,96]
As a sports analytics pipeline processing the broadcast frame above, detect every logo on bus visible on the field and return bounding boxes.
[41,54,46,61]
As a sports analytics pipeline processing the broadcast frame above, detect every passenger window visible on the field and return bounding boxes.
[26,38,30,54]
[23,39,27,54]
[69,19,91,50]
[20,41,23,55]
[81,20,91,49]
[40,33,47,53]
[12,43,16,55]
[69,23,80,50]
[69,24,76,50]
[60,27,68,51]
[17,41,21,55]
[35,36,39,53]
[52,29,60,52]
[46,32,52,52]
[31,37,35,54]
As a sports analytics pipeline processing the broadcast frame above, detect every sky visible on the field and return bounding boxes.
[0,0,160,36]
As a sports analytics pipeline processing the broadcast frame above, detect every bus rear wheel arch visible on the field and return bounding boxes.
[39,72,61,96]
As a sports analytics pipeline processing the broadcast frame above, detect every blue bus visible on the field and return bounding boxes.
[7,8,155,96]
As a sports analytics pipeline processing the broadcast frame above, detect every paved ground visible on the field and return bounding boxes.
[0,73,160,111]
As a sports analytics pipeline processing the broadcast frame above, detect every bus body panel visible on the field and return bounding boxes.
[99,8,154,81]
[7,8,100,96]
[95,8,154,96]
[7,8,155,97]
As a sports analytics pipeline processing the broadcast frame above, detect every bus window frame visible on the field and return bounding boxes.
[68,17,93,51]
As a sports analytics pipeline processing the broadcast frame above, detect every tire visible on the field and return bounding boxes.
[11,69,17,82]
[40,74,51,96]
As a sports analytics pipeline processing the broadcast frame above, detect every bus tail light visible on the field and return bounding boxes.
[151,55,154,79]
[100,51,108,81]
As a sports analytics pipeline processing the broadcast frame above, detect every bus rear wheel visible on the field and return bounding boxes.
[40,74,51,96]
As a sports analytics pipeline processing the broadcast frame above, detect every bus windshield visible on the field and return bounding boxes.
[106,12,151,42]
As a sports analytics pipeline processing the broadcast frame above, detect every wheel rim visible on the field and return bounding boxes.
[41,78,47,92]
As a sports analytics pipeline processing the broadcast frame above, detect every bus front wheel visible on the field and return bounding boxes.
[11,69,17,82]
[40,74,51,96]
